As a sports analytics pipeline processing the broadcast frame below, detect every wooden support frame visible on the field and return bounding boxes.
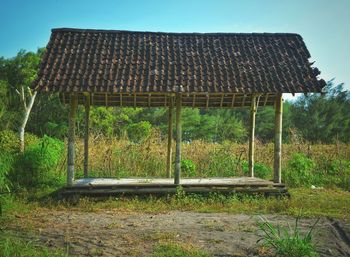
[67,93,78,186]
[248,95,257,177]
[174,93,182,185]
[231,94,236,107]
[84,94,90,178]
[166,97,173,178]
[274,93,283,183]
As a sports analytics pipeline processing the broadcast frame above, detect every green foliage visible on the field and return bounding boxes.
[0,129,18,153]
[284,154,316,187]
[0,152,14,192]
[181,159,196,177]
[10,136,64,188]
[0,234,68,257]
[258,216,319,257]
[242,161,272,179]
[127,121,152,143]
[151,242,211,257]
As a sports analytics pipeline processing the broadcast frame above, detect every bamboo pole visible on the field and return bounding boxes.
[83,94,90,178]
[274,93,283,183]
[174,93,182,185]
[248,95,257,177]
[166,97,173,178]
[67,93,78,186]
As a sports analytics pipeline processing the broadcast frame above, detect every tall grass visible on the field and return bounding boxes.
[62,136,350,189]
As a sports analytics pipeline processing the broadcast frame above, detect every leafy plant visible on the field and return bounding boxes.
[283,153,316,187]
[181,159,196,177]
[258,216,319,257]
[10,136,64,188]
[242,161,271,179]
[127,121,152,143]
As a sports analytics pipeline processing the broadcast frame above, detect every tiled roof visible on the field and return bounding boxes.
[33,28,325,94]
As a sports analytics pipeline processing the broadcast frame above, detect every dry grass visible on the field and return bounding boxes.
[57,136,350,180]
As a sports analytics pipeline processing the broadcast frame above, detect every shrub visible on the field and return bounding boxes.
[242,161,272,179]
[10,136,64,188]
[0,130,39,153]
[283,153,316,187]
[0,152,14,192]
[258,216,319,257]
[0,130,18,153]
[127,121,152,143]
[181,159,196,177]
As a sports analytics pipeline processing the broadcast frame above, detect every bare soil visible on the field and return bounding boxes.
[6,210,350,256]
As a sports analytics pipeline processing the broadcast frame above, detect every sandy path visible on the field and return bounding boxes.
[6,210,350,256]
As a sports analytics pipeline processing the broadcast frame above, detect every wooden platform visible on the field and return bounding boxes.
[60,177,289,197]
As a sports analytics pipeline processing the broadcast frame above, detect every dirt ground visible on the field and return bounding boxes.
[6,210,350,257]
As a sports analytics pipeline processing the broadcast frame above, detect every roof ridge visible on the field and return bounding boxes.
[51,28,301,37]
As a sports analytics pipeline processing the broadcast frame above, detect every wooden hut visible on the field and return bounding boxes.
[32,28,325,196]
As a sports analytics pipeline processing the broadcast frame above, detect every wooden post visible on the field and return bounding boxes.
[274,93,283,183]
[67,93,78,186]
[166,96,173,178]
[84,94,90,178]
[248,95,257,177]
[174,93,182,185]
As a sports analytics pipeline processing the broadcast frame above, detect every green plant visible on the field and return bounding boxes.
[283,153,316,187]
[258,216,319,257]
[0,234,68,257]
[0,130,19,153]
[181,159,196,177]
[10,136,64,188]
[0,152,14,192]
[127,121,152,143]
[242,161,272,179]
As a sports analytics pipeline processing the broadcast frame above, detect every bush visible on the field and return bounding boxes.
[242,161,271,179]
[283,153,316,187]
[10,136,64,188]
[0,152,14,192]
[127,121,152,143]
[0,130,39,154]
[181,159,196,177]
[203,147,239,177]
[0,130,18,154]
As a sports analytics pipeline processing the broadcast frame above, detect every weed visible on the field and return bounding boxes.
[258,216,319,257]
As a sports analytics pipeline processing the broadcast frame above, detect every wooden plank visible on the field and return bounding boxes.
[274,93,283,183]
[166,97,173,178]
[248,95,256,177]
[67,93,78,186]
[231,94,236,107]
[84,94,90,178]
[174,93,182,185]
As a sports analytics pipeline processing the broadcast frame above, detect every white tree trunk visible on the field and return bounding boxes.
[19,90,37,152]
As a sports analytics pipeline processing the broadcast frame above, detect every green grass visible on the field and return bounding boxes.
[258,216,319,257]
[0,234,68,257]
[151,242,212,257]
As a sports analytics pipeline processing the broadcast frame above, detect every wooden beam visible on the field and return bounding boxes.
[274,93,283,183]
[248,95,257,177]
[206,94,209,109]
[192,94,196,108]
[166,97,173,178]
[105,93,108,107]
[231,94,236,108]
[220,94,224,107]
[133,93,136,108]
[84,94,90,178]
[263,93,269,106]
[241,94,246,107]
[120,94,123,107]
[91,93,94,106]
[174,93,182,185]
[67,93,78,186]
[148,94,151,107]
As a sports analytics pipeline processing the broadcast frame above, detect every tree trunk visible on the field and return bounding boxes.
[19,91,37,152]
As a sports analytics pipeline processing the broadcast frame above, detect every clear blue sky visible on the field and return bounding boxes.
[1,0,349,90]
